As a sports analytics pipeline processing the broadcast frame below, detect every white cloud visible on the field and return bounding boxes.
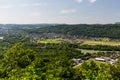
[20,4,30,7]
[20,3,47,7]
[60,9,76,14]
[0,5,13,9]
[33,3,47,6]
[0,3,47,9]
[74,0,97,3]
[88,0,96,3]
[31,12,41,16]
[33,3,42,6]
[75,0,83,3]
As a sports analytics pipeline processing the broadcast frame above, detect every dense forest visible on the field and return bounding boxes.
[27,24,120,39]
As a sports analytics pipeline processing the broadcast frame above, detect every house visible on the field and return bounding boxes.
[95,58,106,62]
[0,37,3,40]
[72,58,82,65]
[95,57,116,64]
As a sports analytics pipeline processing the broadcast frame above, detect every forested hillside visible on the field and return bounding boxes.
[0,43,120,80]
[29,24,120,39]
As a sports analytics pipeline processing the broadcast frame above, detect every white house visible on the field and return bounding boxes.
[72,58,82,65]
[95,58,106,62]
[0,37,3,40]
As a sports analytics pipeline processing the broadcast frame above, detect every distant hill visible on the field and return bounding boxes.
[115,22,120,24]
[1,24,120,39]
[29,24,120,39]
[0,24,58,29]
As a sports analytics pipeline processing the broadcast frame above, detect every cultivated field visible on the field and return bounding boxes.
[77,49,120,54]
[81,40,120,46]
[37,38,62,44]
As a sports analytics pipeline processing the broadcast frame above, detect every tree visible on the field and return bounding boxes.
[0,43,36,78]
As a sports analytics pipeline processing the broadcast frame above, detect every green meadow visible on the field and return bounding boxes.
[82,40,120,46]
[37,38,62,44]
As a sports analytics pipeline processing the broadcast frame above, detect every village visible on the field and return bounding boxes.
[72,55,119,68]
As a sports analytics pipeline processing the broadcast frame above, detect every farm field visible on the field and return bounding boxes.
[37,38,62,44]
[81,40,120,46]
[77,49,120,54]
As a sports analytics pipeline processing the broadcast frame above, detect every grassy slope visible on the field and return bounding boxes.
[82,41,120,46]
[37,38,62,44]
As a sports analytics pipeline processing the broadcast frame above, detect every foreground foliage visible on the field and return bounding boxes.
[0,43,120,80]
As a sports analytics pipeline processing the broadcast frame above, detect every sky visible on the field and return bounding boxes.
[0,0,119,24]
